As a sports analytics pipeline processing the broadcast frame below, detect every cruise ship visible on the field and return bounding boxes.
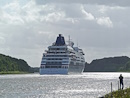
[39,34,85,74]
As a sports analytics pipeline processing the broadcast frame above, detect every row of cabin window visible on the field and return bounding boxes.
[70,62,84,65]
[46,62,62,64]
[46,61,68,64]
[41,66,68,68]
[47,52,66,54]
[45,55,69,57]
[42,58,69,60]
[45,55,75,57]
[42,61,68,63]
[47,58,62,60]
[49,48,67,50]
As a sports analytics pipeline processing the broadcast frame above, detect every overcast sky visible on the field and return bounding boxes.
[0,0,130,67]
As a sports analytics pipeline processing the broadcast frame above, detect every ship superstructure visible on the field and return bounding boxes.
[39,34,85,74]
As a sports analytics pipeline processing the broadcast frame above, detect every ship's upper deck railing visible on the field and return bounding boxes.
[48,45,67,48]
[45,50,67,53]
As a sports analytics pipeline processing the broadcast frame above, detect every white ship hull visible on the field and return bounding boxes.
[39,64,85,75]
[39,68,68,74]
[68,64,85,74]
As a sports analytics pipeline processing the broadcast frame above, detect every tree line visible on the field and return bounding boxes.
[0,54,31,72]
[84,56,130,72]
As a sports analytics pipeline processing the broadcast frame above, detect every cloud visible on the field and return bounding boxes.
[81,5,95,20]
[0,0,130,67]
[96,17,113,27]
[0,36,5,45]
[41,11,65,22]
[0,0,41,25]
[35,0,130,7]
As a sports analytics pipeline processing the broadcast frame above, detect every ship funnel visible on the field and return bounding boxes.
[55,34,65,46]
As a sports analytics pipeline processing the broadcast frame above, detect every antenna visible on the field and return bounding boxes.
[77,39,78,47]
[68,35,70,46]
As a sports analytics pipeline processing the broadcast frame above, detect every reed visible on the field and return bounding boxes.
[104,88,130,98]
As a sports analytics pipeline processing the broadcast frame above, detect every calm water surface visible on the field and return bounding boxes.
[0,72,130,98]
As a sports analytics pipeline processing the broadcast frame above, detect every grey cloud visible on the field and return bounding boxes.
[35,0,130,7]
[1,0,130,67]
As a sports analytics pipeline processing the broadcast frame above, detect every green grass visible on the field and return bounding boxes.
[104,88,130,98]
[0,71,29,74]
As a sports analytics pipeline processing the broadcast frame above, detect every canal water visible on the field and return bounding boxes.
[0,72,130,98]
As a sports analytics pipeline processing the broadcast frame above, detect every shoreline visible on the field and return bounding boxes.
[0,71,129,75]
[0,71,30,74]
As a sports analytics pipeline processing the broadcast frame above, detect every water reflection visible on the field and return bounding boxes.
[0,72,130,98]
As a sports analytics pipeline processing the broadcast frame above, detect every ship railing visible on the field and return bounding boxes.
[43,57,69,59]
[49,50,67,52]
[42,60,62,62]
[45,53,69,55]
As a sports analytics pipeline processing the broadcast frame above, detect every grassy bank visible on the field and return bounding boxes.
[0,71,29,74]
[104,88,130,98]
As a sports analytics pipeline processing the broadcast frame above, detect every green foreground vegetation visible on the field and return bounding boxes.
[104,88,130,98]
